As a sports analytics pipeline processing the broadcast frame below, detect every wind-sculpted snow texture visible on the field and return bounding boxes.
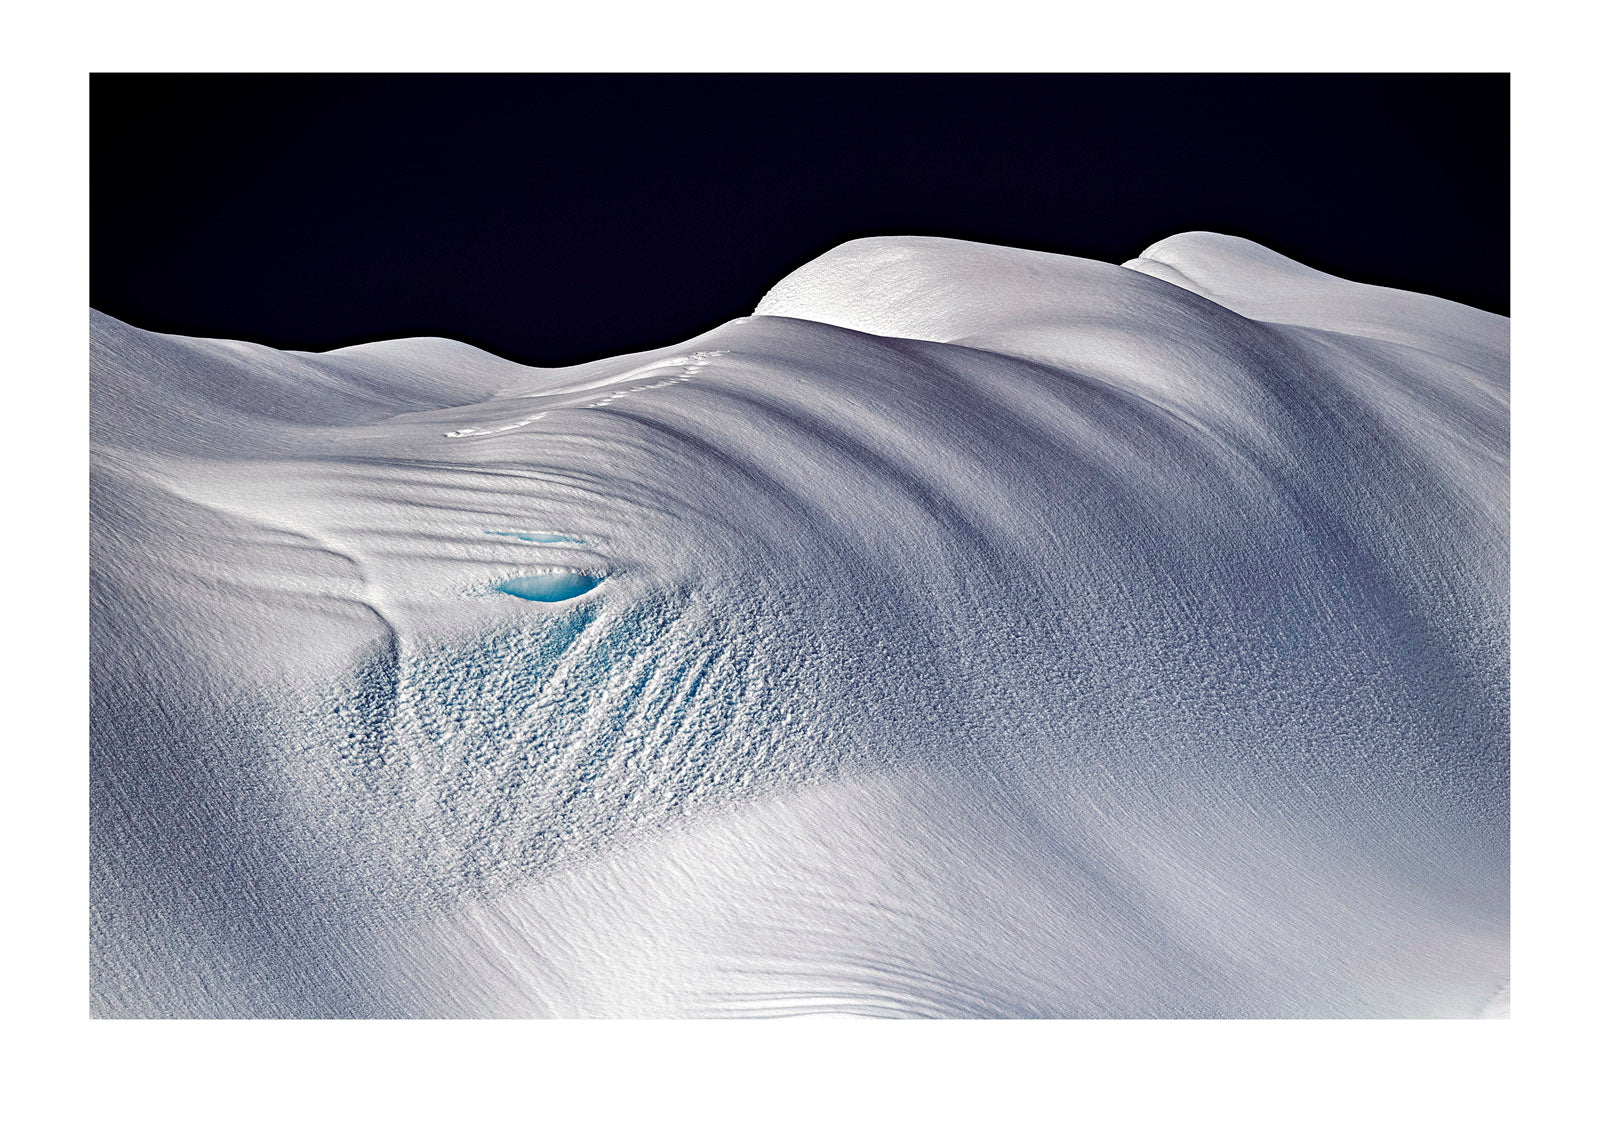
[90,234,1508,1018]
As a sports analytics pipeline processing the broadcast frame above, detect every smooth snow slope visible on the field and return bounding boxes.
[90,233,1508,1018]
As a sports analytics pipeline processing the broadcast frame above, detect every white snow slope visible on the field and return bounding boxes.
[90,233,1508,1018]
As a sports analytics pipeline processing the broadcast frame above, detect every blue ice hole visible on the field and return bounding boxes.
[495,571,604,602]
[487,530,585,544]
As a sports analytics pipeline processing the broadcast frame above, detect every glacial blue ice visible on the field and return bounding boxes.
[494,571,604,602]
[486,531,586,544]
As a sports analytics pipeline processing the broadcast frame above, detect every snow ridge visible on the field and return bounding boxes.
[91,234,1508,1017]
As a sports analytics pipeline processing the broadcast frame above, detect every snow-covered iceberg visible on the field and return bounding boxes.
[90,233,1508,1018]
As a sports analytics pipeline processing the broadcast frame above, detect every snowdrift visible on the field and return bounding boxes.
[90,233,1508,1017]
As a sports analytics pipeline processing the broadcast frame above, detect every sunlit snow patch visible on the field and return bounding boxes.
[486,530,586,544]
[494,570,604,602]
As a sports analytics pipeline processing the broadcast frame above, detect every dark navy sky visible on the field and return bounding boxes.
[91,74,1508,367]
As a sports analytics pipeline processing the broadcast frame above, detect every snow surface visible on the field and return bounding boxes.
[90,233,1508,1018]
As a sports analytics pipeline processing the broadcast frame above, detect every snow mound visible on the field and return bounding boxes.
[91,234,1508,1017]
